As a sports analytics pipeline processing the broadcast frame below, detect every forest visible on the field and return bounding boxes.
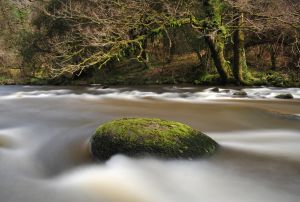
[1,0,300,86]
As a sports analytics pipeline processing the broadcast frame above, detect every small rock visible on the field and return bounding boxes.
[275,93,293,99]
[222,89,230,93]
[211,87,220,93]
[76,81,88,86]
[233,91,248,97]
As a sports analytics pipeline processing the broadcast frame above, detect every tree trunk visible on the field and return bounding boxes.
[203,0,230,84]
[270,46,277,71]
[164,30,176,64]
[140,39,150,69]
[205,35,229,83]
[233,13,247,85]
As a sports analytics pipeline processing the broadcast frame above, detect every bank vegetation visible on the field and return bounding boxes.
[0,0,299,86]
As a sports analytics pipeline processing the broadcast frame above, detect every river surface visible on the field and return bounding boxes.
[0,85,299,202]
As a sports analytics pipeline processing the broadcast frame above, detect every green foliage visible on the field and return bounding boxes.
[28,77,48,85]
[203,0,225,29]
[253,71,292,87]
[12,7,29,23]
[0,0,32,78]
[0,76,8,85]
[0,72,18,85]
[194,73,220,84]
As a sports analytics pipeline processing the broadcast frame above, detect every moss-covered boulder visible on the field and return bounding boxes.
[91,118,218,160]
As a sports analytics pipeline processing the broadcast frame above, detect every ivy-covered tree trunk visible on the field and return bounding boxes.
[205,35,229,83]
[203,0,230,84]
[233,13,247,85]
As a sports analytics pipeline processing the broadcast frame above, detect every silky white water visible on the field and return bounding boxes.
[0,86,299,202]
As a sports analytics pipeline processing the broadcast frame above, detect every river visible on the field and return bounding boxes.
[0,85,299,202]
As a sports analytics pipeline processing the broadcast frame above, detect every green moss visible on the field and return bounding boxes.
[194,73,224,85]
[91,118,218,160]
[251,71,293,87]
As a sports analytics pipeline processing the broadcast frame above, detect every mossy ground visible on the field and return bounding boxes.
[91,118,218,160]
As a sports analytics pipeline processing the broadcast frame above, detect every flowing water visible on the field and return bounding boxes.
[0,85,299,202]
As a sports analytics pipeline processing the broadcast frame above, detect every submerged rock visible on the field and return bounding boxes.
[275,93,294,99]
[90,118,218,160]
[233,90,247,97]
[211,87,220,93]
[102,85,110,89]
[222,89,230,93]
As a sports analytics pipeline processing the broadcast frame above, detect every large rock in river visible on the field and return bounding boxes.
[91,118,218,160]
